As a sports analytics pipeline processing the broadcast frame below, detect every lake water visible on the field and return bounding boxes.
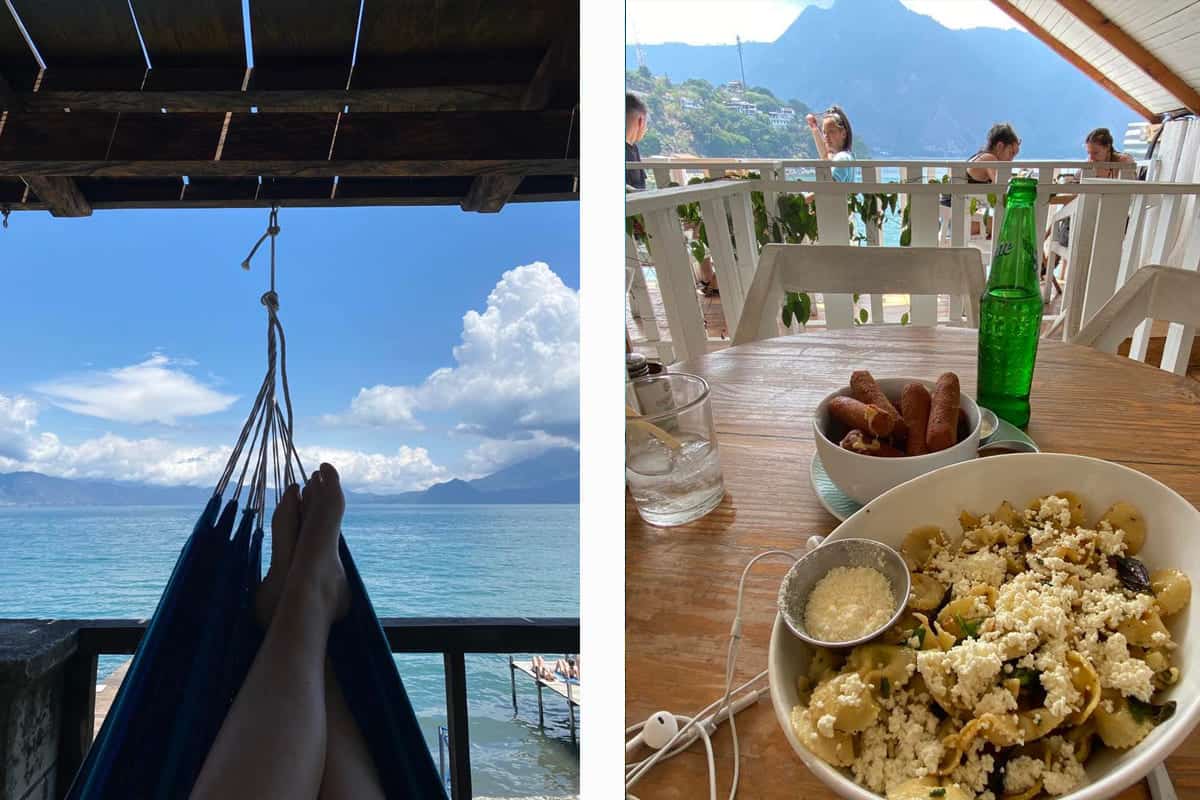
[0,503,580,799]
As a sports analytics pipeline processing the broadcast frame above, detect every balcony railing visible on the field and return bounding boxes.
[626,149,1200,372]
[47,617,579,800]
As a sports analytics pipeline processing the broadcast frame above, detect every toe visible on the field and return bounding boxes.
[269,483,301,567]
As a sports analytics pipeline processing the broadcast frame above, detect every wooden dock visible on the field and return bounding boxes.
[93,659,131,735]
[509,656,579,743]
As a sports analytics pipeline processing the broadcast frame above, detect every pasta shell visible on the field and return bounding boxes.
[1101,501,1146,555]
[1066,651,1101,726]
[908,572,946,611]
[902,525,949,571]
[1151,568,1191,617]
[809,672,880,733]
[789,705,855,766]
[1116,608,1170,648]
[846,643,917,690]
[1094,693,1154,749]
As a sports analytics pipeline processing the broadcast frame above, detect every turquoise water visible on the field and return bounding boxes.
[0,503,580,798]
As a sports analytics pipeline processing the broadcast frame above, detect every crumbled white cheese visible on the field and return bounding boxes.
[929,549,1008,597]
[976,686,1017,716]
[836,672,868,707]
[1041,736,1088,795]
[849,688,945,794]
[804,566,895,642]
[1097,633,1156,701]
[817,713,836,738]
[1004,755,1045,793]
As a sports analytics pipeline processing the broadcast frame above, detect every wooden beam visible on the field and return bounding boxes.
[463,41,571,213]
[5,190,578,212]
[990,0,1160,122]
[0,159,578,178]
[1054,0,1200,115]
[22,176,93,217]
[7,85,527,113]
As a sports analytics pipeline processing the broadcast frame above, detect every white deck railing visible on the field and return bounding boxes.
[626,145,1200,371]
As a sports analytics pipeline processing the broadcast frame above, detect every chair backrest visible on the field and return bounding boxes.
[1072,265,1200,374]
[732,244,986,345]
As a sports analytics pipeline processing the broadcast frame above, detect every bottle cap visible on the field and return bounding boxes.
[626,352,650,379]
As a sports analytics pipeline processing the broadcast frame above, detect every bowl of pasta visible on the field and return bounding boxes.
[769,453,1199,800]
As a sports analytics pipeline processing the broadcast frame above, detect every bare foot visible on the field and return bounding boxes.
[255,482,302,628]
[286,463,350,621]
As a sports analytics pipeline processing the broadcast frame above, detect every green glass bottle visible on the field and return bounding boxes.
[977,177,1043,428]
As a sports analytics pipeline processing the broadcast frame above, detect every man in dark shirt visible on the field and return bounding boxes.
[626,92,648,190]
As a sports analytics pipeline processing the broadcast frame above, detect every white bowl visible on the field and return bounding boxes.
[769,453,1200,800]
[812,377,981,505]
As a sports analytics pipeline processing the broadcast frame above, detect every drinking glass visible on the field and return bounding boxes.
[626,373,725,527]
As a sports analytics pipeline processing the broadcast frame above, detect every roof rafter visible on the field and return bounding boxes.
[462,39,572,213]
[990,0,1160,122]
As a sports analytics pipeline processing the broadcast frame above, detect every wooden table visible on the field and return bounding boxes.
[625,326,1200,799]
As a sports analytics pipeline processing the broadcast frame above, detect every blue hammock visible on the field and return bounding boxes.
[66,213,447,799]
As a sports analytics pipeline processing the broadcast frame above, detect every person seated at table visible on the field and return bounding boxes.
[940,123,1022,239]
[1075,127,1137,179]
[805,105,857,183]
[966,122,1021,183]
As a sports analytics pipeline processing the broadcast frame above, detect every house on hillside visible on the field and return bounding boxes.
[680,97,701,111]
[768,108,796,129]
[724,99,758,115]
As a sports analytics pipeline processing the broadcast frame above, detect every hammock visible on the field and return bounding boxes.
[66,210,447,800]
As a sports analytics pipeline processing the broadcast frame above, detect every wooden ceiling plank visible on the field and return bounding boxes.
[990,0,1160,120]
[333,110,578,161]
[249,0,358,89]
[462,39,570,212]
[1055,0,1200,114]
[129,0,245,90]
[9,85,526,113]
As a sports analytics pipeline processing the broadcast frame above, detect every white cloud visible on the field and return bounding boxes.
[625,0,1016,45]
[297,445,448,494]
[323,384,422,429]
[899,0,1019,30]
[627,0,822,45]
[0,391,447,494]
[37,354,238,425]
[464,431,579,477]
[0,394,39,459]
[330,262,579,437]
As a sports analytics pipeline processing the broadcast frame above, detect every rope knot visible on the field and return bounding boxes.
[261,291,280,312]
[268,224,281,237]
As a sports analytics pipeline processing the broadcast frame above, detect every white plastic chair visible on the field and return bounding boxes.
[732,244,986,346]
[1071,265,1200,375]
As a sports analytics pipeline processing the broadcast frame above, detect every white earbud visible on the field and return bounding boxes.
[626,710,679,754]
[642,711,679,749]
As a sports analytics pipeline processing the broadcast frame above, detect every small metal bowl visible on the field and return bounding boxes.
[776,538,911,649]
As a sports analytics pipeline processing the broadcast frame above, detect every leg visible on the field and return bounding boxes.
[192,466,349,800]
[318,658,385,800]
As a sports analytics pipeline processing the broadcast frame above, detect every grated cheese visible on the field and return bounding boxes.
[804,566,895,642]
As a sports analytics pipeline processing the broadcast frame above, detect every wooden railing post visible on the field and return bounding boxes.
[642,208,707,362]
[700,195,745,335]
[908,178,940,325]
[812,164,854,328]
[443,651,472,800]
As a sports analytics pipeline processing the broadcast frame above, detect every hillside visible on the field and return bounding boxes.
[626,0,1133,158]
[0,448,579,507]
[626,69,828,158]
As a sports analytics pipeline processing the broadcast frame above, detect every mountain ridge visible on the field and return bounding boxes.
[0,448,579,507]
[626,0,1133,158]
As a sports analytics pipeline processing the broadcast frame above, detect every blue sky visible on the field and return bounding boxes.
[0,202,579,493]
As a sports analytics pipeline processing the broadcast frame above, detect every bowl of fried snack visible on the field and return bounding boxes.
[813,371,981,505]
